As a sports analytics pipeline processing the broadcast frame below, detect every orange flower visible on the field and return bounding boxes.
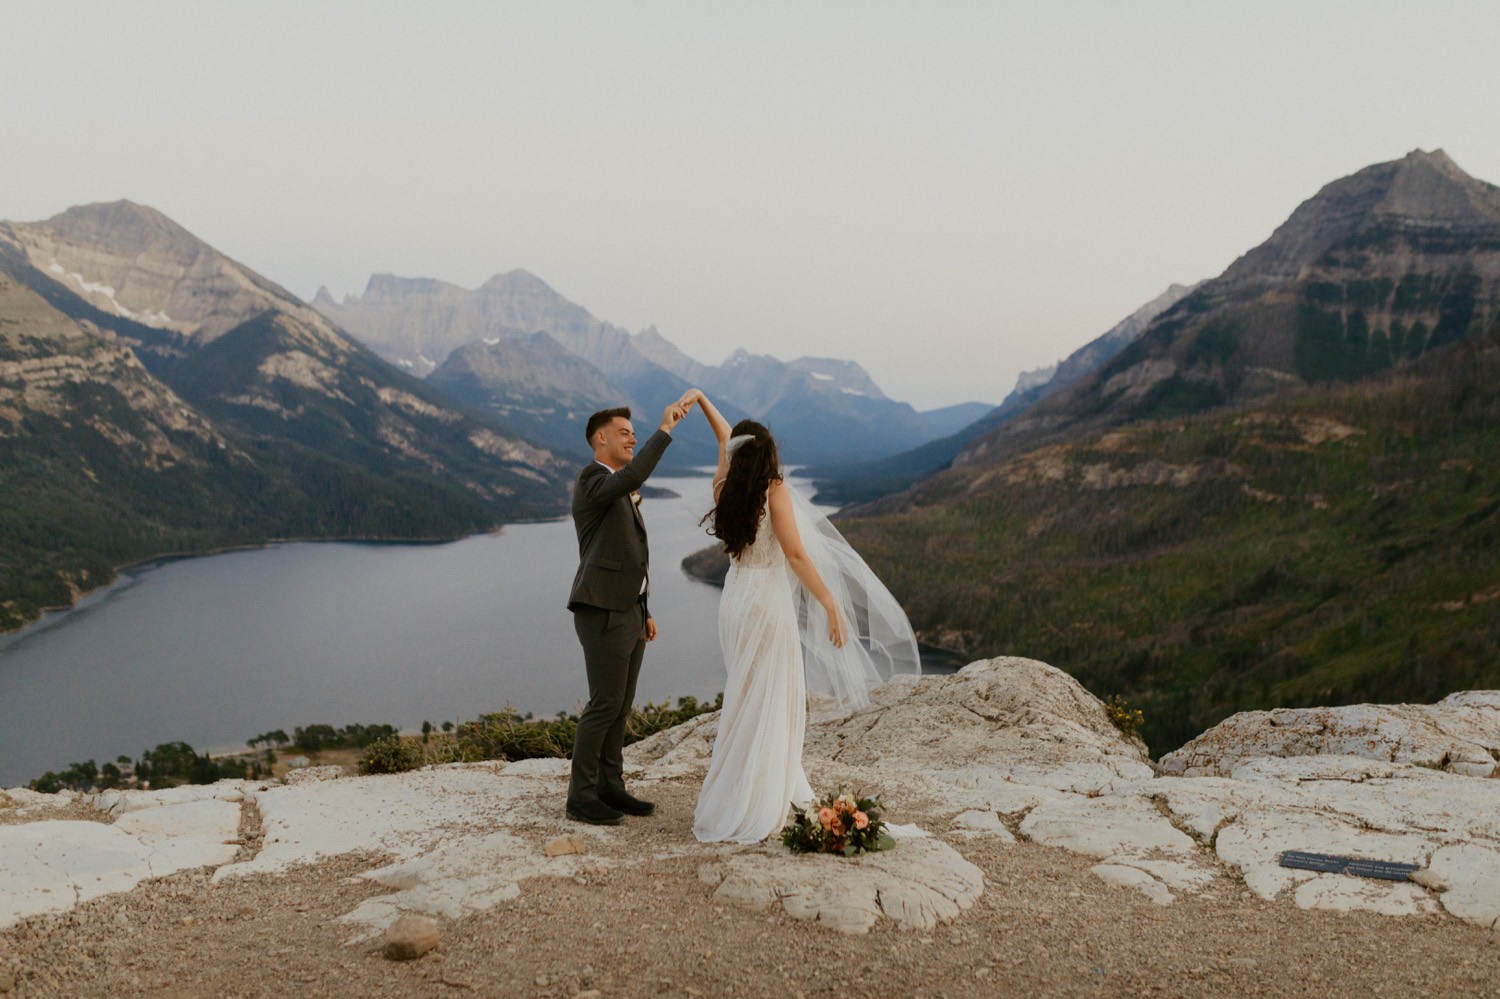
[854,811,869,830]
[831,817,845,835]
[818,807,836,830]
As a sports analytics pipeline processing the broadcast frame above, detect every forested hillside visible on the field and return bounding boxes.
[839,330,1500,752]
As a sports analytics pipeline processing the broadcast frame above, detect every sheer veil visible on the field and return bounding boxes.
[786,485,922,711]
[724,434,922,712]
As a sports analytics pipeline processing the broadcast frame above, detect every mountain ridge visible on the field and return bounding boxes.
[0,203,570,632]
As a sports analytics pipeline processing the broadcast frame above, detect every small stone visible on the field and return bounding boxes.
[535,975,550,987]
[1407,869,1449,892]
[0,969,13,994]
[383,914,440,961]
[545,835,587,857]
[577,992,602,999]
[115,912,130,926]
[180,916,194,926]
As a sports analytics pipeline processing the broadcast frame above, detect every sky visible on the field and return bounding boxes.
[5,2,1499,410]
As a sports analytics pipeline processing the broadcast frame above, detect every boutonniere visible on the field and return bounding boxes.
[630,491,643,507]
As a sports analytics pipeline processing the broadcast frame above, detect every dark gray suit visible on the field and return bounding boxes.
[566,428,673,807]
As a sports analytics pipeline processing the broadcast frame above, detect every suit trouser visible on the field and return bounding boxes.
[568,601,647,805]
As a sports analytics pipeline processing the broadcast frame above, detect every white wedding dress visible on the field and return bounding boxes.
[692,500,814,844]
[693,481,921,844]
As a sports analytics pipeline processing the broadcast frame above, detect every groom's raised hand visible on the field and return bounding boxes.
[659,400,688,432]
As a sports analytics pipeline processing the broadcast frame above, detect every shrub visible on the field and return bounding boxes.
[453,694,724,764]
[359,735,425,775]
[1104,695,1145,741]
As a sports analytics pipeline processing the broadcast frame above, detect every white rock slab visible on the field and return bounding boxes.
[700,837,984,935]
[1427,843,1500,929]
[90,782,250,817]
[1160,695,1500,778]
[1224,757,1500,841]
[1,788,76,811]
[1293,877,1438,917]
[1100,855,1217,893]
[1019,794,1195,859]
[0,821,159,929]
[1091,864,1173,905]
[949,810,1016,843]
[1148,776,1299,842]
[1215,808,1436,912]
[213,766,550,882]
[338,830,573,941]
[114,799,243,870]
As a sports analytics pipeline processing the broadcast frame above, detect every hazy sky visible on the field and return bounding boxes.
[6,2,1499,409]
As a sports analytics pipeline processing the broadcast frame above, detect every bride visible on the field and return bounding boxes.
[680,389,921,844]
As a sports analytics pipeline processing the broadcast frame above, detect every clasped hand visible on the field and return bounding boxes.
[659,389,700,431]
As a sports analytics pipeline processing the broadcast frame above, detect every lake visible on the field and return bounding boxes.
[0,473,738,787]
[0,472,950,788]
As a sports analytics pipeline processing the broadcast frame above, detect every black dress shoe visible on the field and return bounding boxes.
[599,790,656,816]
[565,799,624,825]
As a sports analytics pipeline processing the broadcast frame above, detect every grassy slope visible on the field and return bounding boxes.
[838,332,1500,755]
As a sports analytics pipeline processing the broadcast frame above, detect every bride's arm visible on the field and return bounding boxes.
[688,389,731,444]
[768,480,847,647]
[681,389,734,499]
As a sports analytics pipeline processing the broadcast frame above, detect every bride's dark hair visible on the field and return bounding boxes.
[705,420,781,559]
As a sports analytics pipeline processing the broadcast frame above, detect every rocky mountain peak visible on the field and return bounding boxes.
[31,200,200,254]
[787,357,888,400]
[1375,148,1500,226]
[1221,149,1500,286]
[1,200,316,342]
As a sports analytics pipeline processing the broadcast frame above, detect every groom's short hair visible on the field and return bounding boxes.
[585,407,631,444]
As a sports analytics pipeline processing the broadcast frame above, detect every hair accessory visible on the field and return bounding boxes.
[725,433,756,457]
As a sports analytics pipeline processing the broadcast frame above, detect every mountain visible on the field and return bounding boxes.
[0,203,570,632]
[316,272,730,463]
[951,149,1500,471]
[0,255,272,630]
[318,272,986,465]
[426,332,627,458]
[826,150,1500,752]
[314,270,620,378]
[810,282,1199,504]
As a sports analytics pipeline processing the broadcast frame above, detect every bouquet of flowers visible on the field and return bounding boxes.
[781,787,895,856]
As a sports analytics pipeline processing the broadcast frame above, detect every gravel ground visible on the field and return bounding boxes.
[3,777,1498,998]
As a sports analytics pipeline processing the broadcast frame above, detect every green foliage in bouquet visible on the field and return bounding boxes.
[781,788,895,857]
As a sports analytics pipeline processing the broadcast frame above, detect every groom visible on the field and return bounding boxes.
[565,398,691,825]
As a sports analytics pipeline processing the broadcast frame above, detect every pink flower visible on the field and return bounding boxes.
[854,811,869,830]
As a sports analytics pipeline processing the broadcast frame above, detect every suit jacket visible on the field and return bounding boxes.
[567,428,674,613]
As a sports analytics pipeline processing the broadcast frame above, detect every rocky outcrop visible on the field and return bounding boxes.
[1158,691,1500,778]
[5,661,1499,943]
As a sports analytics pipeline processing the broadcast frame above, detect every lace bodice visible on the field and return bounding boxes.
[717,485,782,569]
[734,515,784,569]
